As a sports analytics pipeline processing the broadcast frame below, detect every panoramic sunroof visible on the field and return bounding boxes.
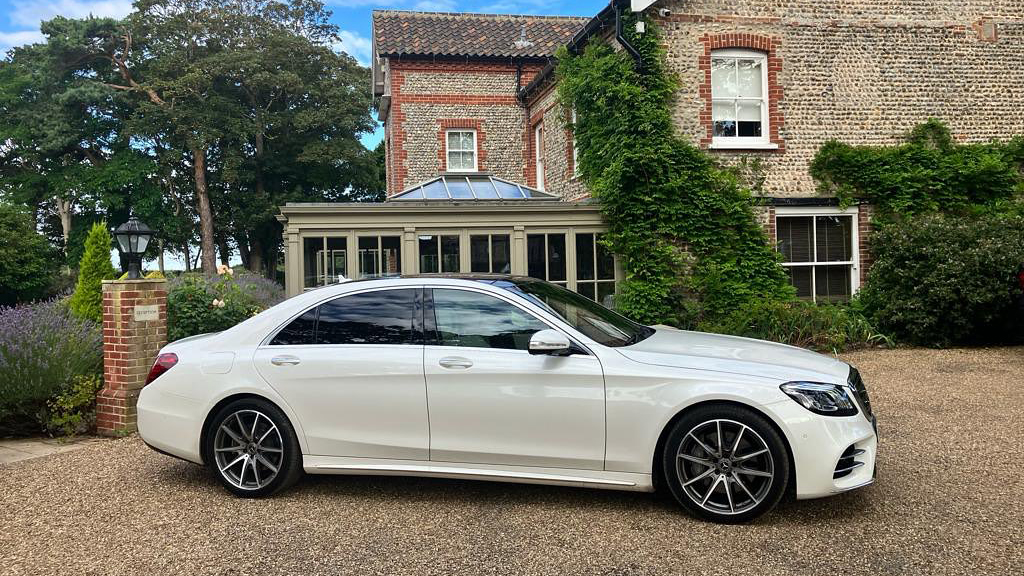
[391,175,558,201]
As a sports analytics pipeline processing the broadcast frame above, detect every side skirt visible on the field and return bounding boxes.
[303,455,655,492]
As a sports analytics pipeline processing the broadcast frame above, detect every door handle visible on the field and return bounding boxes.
[438,356,473,369]
[271,355,301,366]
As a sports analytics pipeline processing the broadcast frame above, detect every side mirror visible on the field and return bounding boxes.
[528,329,571,355]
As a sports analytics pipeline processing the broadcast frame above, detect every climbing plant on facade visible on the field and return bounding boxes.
[811,118,1024,214]
[555,17,792,326]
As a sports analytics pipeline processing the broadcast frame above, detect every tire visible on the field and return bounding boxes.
[661,404,790,524]
[204,398,303,498]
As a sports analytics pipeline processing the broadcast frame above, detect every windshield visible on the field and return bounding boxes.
[480,279,655,347]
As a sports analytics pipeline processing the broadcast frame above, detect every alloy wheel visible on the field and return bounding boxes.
[213,409,285,491]
[675,418,775,515]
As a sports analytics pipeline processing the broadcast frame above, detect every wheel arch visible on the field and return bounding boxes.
[199,393,298,466]
[650,399,796,498]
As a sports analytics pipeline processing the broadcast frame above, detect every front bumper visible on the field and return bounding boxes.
[769,398,878,499]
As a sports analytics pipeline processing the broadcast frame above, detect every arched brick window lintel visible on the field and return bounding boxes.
[698,33,785,151]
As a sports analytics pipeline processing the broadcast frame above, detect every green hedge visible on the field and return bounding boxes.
[859,211,1024,346]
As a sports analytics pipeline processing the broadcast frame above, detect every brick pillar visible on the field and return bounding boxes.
[98,279,168,436]
[857,204,875,286]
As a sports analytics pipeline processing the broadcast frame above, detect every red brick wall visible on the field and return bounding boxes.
[385,58,543,195]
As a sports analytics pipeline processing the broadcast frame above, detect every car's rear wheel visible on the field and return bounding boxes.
[662,404,790,523]
[205,398,303,497]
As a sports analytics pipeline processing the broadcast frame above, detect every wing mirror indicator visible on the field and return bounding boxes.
[528,329,572,355]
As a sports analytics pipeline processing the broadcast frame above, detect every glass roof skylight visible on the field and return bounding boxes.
[391,175,557,201]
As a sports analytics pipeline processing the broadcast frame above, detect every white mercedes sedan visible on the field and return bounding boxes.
[138,275,877,523]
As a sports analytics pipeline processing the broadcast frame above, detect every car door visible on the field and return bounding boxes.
[253,287,428,460]
[423,287,606,470]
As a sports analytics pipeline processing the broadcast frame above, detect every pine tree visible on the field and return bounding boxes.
[69,222,117,322]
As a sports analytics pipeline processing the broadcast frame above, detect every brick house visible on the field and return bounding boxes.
[278,0,1024,301]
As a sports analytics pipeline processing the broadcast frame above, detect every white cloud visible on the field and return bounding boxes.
[1,1,132,52]
[0,29,45,51]
[9,0,133,28]
[334,29,373,66]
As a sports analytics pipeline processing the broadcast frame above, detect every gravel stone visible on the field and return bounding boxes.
[1,346,1022,575]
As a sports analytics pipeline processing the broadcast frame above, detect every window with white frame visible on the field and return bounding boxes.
[571,109,579,178]
[711,49,769,146]
[534,123,545,190]
[776,209,858,302]
[446,130,477,172]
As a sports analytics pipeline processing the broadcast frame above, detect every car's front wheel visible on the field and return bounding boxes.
[205,398,303,497]
[662,404,790,523]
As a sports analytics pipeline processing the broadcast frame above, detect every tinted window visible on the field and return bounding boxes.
[314,289,416,345]
[483,279,653,348]
[432,289,548,350]
[270,309,317,345]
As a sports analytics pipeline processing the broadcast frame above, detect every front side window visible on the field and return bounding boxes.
[777,214,856,302]
[271,289,417,346]
[431,288,548,350]
[711,50,768,145]
[446,130,477,172]
[491,278,653,348]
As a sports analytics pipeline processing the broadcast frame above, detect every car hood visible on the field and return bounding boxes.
[618,326,850,384]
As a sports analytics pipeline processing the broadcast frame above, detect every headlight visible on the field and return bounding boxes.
[780,382,858,417]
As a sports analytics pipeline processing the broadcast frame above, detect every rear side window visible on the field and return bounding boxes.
[270,309,317,345]
[316,289,416,345]
[269,289,417,346]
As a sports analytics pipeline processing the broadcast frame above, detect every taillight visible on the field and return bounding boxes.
[146,352,179,385]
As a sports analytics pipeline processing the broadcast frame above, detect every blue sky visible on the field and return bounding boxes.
[0,0,609,149]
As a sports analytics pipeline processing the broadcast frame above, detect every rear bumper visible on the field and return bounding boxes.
[137,385,205,465]
[769,399,878,499]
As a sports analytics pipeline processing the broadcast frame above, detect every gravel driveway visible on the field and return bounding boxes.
[2,347,1022,576]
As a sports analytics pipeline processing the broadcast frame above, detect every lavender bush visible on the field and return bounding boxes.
[0,299,103,435]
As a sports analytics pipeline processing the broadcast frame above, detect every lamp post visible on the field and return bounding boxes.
[114,217,155,279]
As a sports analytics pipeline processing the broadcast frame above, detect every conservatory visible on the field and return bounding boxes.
[277,174,620,305]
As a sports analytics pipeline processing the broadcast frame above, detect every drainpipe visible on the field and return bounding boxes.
[614,0,643,67]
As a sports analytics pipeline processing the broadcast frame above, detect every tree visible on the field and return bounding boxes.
[0,33,160,270]
[0,203,59,306]
[43,1,380,275]
[69,222,117,321]
[207,0,379,276]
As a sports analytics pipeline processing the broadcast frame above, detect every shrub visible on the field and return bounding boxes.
[0,299,103,435]
[167,270,284,341]
[69,222,117,322]
[47,374,103,436]
[699,299,889,354]
[0,203,59,306]
[859,211,1024,346]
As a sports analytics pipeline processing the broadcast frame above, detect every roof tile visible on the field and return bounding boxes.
[372,10,589,59]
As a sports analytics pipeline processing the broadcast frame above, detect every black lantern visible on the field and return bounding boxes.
[114,217,155,279]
